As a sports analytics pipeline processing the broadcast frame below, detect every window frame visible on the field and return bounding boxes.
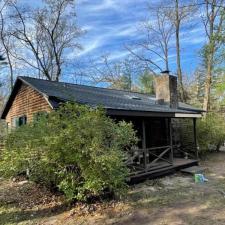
[12,115,27,128]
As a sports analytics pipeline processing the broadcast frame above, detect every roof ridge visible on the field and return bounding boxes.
[18,76,155,97]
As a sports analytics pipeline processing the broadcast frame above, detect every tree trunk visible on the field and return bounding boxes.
[8,56,14,90]
[165,43,169,72]
[196,71,200,99]
[175,0,185,102]
[203,53,213,112]
[203,0,216,113]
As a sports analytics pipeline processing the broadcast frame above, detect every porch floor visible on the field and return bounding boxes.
[173,158,199,168]
[129,157,199,182]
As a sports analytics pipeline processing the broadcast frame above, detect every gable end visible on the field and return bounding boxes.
[1,79,52,125]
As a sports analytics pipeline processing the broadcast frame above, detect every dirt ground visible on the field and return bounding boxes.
[2,151,225,225]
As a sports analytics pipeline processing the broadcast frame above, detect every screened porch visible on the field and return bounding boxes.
[113,116,199,181]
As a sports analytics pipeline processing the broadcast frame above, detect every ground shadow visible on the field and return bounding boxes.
[0,201,70,224]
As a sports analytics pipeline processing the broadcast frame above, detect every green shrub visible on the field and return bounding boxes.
[0,120,7,139]
[0,103,138,201]
[197,113,225,154]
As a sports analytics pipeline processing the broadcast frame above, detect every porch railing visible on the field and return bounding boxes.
[126,145,173,173]
[126,143,198,177]
[173,144,197,159]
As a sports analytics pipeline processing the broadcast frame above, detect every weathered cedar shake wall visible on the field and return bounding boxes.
[5,83,52,126]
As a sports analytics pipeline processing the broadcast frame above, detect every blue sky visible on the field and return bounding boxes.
[0,0,207,91]
[75,0,206,78]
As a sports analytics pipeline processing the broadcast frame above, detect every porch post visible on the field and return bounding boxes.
[142,119,147,170]
[193,118,198,159]
[169,118,174,165]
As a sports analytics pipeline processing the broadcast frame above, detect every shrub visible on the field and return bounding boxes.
[0,120,7,139]
[197,113,225,155]
[0,103,138,201]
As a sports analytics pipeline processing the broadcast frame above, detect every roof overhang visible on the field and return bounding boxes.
[106,109,202,118]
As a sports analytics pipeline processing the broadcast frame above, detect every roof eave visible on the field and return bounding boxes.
[178,107,205,113]
[106,108,202,118]
[0,78,22,119]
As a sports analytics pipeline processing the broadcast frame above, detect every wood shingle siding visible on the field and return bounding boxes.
[5,84,52,127]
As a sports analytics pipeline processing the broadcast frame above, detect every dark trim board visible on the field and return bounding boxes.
[106,109,201,118]
[107,109,176,117]
[129,158,199,183]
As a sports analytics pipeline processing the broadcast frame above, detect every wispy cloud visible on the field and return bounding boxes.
[107,50,130,61]
[116,24,139,37]
[75,0,206,75]
[67,38,102,59]
[183,36,206,45]
[85,0,117,12]
[78,0,120,15]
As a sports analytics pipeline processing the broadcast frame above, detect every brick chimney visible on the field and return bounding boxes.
[155,71,178,109]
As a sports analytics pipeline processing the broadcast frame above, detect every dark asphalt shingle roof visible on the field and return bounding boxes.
[1,76,203,119]
[20,76,202,114]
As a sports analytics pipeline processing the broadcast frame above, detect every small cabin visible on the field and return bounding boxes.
[0,74,203,181]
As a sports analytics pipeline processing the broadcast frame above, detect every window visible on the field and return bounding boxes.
[19,116,27,126]
[12,115,27,128]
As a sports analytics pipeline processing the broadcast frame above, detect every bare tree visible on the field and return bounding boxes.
[165,0,198,102]
[7,0,82,81]
[0,13,14,89]
[0,1,15,90]
[89,55,139,91]
[127,2,175,74]
[201,0,224,112]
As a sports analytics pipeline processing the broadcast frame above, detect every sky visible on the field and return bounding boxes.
[0,0,208,91]
[75,0,206,78]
